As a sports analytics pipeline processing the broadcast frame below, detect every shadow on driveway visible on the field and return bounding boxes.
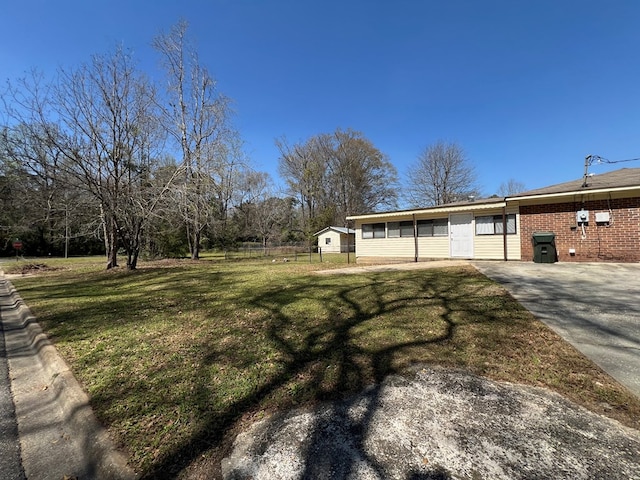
[473,261,640,397]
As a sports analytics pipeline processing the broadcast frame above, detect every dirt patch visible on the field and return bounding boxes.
[222,367,640,480]
[4,263,60,276]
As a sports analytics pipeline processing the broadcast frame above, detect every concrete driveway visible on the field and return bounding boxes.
[473,261,640,397]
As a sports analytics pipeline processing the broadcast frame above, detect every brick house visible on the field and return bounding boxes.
[346,167,640,263]
[511,167,640,262]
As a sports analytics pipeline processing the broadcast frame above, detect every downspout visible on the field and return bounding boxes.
[502,206,508,261]
[413,214,418,262]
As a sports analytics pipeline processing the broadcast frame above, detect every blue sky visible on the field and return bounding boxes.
[2,0,639,199]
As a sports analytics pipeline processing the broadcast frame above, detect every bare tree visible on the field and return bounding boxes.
[277,129,397,236]
[320,128,398,220]
[497,179,526,197]
[405,141,480,206]
[276,135,327,236]
[232,171,292,247]
[53,48,168,269]
[154,20,239,259]
[2,73,107,258]
[2,49,169,269]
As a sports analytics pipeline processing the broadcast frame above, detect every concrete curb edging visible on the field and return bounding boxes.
[1,274,137,480]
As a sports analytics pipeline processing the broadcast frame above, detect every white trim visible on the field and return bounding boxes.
[509,185,640,202]
[347,201,506,221]
[313,226,356,236]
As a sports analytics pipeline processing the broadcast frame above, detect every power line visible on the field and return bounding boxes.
[582,154,640,187]
[586,154,640,165]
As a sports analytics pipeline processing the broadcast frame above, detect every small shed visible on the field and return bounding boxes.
[314,226,355,253]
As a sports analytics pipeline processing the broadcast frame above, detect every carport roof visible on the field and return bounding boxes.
[510,167,640,198]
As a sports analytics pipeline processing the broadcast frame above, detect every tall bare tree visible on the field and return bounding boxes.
[154,20,238,259]
[405,141,480,206]
[231,171,292,247]
[53,48,167,269]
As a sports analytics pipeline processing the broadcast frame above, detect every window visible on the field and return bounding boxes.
[400,221,414,237]
[475,214,516,235]
[417,218,448,237]
[325,238,331,245]
[388,221,415,238]
[433,218,448,236]
[362,223,386,239]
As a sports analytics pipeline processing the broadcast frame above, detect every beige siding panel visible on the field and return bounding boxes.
[508,235,522,260]
[357,237,415,258]
[417,237,450,258]
[355,236,451,259]
[473,235,522,260]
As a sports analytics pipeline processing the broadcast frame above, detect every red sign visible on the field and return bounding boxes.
[12,241,23,250]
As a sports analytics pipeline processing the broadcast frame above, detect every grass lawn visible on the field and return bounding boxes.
[5,257,640,479]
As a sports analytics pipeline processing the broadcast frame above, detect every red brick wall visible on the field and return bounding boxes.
[520,197,640,262]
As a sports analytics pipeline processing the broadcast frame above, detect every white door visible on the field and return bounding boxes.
[450,213,474,258]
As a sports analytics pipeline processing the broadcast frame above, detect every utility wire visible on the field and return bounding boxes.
[582,154,640,187]
[587,154,640,165]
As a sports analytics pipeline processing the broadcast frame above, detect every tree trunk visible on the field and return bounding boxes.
[101,204,119,269]
[191,229,200,260]
[106,223,118,269]
[127,249,138,270]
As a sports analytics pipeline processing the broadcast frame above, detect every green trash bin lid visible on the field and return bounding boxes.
[532,232,555,244]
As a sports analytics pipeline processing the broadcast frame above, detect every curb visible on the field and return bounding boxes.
[0,274,137,480]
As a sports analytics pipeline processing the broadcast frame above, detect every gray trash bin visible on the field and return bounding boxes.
[532,232,557,263]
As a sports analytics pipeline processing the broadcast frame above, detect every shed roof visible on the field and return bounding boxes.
[313,226,356,236]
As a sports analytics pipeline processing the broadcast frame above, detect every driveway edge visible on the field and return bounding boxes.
[0,274,136,480]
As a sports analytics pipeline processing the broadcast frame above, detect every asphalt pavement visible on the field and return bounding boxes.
[223,367,640,479]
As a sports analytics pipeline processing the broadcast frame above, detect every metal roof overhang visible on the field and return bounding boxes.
[347,201,507,221]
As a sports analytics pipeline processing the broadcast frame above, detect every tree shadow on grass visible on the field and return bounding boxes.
[141,266,510,478]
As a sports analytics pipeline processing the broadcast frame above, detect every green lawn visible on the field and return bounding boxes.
[6,257,640,479]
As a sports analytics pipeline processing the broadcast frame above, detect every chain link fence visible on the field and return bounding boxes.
[223,244,314,262]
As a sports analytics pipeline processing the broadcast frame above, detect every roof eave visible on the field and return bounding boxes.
[508,184,640,202]
[347,200,507,221]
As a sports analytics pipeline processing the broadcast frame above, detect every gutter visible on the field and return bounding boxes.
[509,185,640,202]
[347,201,507,221]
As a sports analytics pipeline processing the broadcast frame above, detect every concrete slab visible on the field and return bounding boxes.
[473,261,640,397]
[0,315,25,480]
[222,367,640,479]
